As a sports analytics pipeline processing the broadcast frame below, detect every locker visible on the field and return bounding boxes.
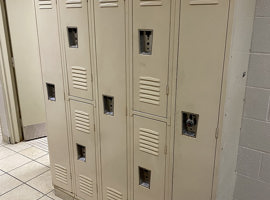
[133,116,167,200]
[59,0,93,100]
[133,0,172,118]
[93,0,127,199]
[172,1,230,200]
[34,0,72,192]
[34,0,256,199]
[70,100,97,200]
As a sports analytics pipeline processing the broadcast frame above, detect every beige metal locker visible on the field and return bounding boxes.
[133,115,167,200]
[34,0,72,192]
[59,0,93,100]
[133,0,171,118]
[70,100,97,200]
[93,0,127,199]
[172,1,230,200]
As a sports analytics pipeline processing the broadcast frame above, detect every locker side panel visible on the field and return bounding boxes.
[93,1,127,199]
[59,0,93,100]
[133,116,167,200]
[173,1,230,200]
[34,0,72,192]
[70,100,97,200]
[133,0,171,118]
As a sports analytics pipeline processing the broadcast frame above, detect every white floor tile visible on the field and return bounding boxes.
[0,174,22,195]
[20,146,47,160]
[0,153,31,172]
[39,196,53,200]
[9,161,49,182]
[36,154,50,167]
[0,146,16,160]
[47,191,63,200]
[0,184,43,200]
[5,142,32,152]
[27,171,53,194]
[0,170,5,176]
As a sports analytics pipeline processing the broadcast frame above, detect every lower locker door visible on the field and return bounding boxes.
[70,100,97,200]
[134,116,167,200]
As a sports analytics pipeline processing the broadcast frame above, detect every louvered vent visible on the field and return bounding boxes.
[38,0,53,9]
[55,164,68,184]
[66,0,82,8]
[71,66,88,91]
[79,175,93,197]
[140,0,162,6]
[139,128,159,156]
[106,187,123,200]
[75,110,90,134]
[99,0,119,8]
[189,0,218,5]
[139,76,161,105]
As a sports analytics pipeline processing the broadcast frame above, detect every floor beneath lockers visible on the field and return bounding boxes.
[0,128,62,200]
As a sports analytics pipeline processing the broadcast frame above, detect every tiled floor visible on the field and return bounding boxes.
[0,129,62,200]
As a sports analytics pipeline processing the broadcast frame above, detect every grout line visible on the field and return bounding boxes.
[0,183,24,197]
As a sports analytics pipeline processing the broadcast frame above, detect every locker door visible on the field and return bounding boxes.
[133,0,171,118]
[173,1,230,200]
[134,116,167,200]
[70,100,97,200]
[34,0,72,192]
[93,0,127,199]
[59,0,93,100]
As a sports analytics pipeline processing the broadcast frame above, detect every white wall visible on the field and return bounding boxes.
[216,0,256,199]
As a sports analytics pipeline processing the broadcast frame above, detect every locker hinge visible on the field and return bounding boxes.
[166,85,169,95]
[91,74,93,82]
[164,145,168,155]
[215,127,219,139]
[94,124,96,132]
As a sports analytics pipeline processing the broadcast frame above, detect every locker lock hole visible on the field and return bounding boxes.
[103,95,114,116]
[67,27,78,48]
[139,30,153,55]
[46,83,56,101]
[182,112,199,138]
[77,144,86,162]
[139,167,151,189]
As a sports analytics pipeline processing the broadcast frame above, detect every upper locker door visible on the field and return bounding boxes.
[133,0,171,118]
[34,0,72,192]
[93,0,127,200]
[173,1,230,200]
[59,0,93,100]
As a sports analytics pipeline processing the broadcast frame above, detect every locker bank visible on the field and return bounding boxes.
[0,0,256,200]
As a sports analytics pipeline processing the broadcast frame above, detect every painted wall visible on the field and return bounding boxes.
[234,0,270,199]
[216,0,256,199]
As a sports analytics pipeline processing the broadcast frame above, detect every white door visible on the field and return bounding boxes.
[6,0,46,140]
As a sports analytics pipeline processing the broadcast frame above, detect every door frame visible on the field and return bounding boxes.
[0,0,22,144]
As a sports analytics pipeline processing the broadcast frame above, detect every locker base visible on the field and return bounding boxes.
[54,186,75,200]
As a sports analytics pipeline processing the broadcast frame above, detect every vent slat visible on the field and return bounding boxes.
[74,109,91,134]
[38,0,52,9]
[55,164,68,184]
[139,76,161,105]
[71,66,88,91]
[66,0,82,8]
[99,0,119,8]
[140,0,162,6]
[79,175,93,197]
[139,128,159,156]
[106,187,123,200]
